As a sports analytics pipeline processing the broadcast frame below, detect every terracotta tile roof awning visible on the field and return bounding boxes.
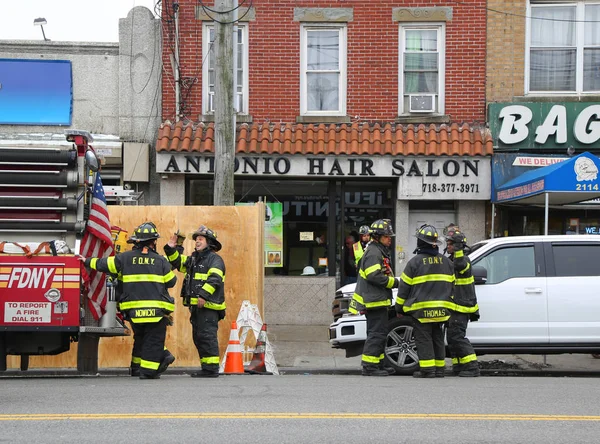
[156,121,493,156]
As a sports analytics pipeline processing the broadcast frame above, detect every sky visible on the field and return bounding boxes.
[0,0,158,42]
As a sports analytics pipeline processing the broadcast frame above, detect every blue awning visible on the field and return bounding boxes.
[494,151,600,205]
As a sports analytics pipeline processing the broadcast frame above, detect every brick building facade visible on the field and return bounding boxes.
[486,0,600,237]
[157,0,492,285]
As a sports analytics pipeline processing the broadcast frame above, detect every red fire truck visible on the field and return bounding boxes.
[0,130,127,373]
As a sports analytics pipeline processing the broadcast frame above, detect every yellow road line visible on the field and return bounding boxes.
[1,413,600,422]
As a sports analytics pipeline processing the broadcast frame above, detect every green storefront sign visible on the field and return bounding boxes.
[489,102,600,150]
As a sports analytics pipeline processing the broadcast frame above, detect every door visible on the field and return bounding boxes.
[467,243,549,344]
[545,242,600,343]
[407,212,455,261]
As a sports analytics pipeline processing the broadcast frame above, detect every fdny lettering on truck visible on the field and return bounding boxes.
[6,267,56,289]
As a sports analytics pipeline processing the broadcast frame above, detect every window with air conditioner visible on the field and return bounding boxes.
[399,24,445,115]
[202,23,249,115]
[527,1,600,94]
[300,25,347,116]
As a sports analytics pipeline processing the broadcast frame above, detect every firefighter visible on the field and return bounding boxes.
[165,225,226,378]
[396,224,455,378]
[352,225,371,267]
[80,222,177,379]
[445,228,480,377]
[349,219,399,376]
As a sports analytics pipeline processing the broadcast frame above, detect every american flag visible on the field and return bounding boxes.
[81,173,114,320]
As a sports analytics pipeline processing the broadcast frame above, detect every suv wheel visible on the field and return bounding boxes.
[383,316,419,375]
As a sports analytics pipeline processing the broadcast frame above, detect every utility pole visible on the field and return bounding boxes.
[213,0,236,205]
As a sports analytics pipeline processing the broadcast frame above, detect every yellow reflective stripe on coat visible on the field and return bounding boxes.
[456,276,475,286]
[130,317,164,323]
[200,356,220,364]
[459,262,471,275]
[400,272,413,285]
[119,300,176,311]
[122,274,173,284]
[364,263,382,276]
[454,250,464,258]
[386,276,395,289]
[188,298,226,310]
[107,257,117,274]
[404,300,457,312]
[208,267,224,279]
[453,303,479,314]
[194,273,208,280]
[202,283,216,294]
[167,251,179,261]
[418,316,450,323]
[364,299,391,309]
[352,293,365,304]
[140,359,160,370]
[89,258,98,269]
[409,274,455,285]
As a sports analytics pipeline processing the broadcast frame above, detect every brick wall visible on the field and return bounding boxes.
[162,0,486,125]
[486,0,526,105]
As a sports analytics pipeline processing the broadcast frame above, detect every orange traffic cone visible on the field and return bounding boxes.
[223,321,245,374]
[245,324,269,373]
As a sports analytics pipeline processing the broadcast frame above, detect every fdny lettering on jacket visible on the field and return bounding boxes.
[422,256,444,265]
[132,257,156,265]
[7,268,55,289]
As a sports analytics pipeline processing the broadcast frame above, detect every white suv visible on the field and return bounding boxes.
[329,235,600,374]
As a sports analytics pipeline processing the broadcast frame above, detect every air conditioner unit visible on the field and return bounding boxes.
[409,94,436,113]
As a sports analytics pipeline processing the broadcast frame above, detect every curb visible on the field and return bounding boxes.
[1,367,599,378]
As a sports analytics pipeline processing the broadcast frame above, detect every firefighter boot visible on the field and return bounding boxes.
[458,364,480,378]
[139,373,160,379]
[129,366,140,377]
[361,365,389,376]
[379,362,396,375]
[435,367,445,378]
[412,369,436,378]
[157,351,176,375]
[190,369,219,378]
[452,364,463,376]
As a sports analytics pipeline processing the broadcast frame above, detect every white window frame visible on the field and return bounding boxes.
[525,1,600,95]
[202,23,249,115]
[398,23,445,115]
[300,24,347,116]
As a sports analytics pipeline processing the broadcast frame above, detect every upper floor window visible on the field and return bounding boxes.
[398,24,445,115]
[527,2,600,93]
[202,23,249,114]
[300,25,347,116]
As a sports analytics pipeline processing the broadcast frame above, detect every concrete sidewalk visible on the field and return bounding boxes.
[267,324,600,374]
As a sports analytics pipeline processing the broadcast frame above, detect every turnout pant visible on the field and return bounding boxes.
[361,307,388,368]
[190,307,220,372]
[447,312,477,369]
[413,320,445,373]
[131,317,168,377]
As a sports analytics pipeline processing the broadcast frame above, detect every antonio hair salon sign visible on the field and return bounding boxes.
[157,154,491,200]
[489,102,600,150]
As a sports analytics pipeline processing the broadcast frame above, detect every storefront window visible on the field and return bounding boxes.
[187,178,395,282]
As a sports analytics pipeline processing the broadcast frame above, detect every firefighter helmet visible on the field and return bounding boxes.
[442,223,460,237]
[369,219,395,237]
[415,224,439,245]
[446,229,467,246]
[128,221,160,243]
[192,225,222,251]
[359,225,370,235]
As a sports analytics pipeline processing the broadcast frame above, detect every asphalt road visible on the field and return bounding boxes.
[1,374,600,443]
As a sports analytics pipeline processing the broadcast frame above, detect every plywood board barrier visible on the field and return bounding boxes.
[5,204,265,370]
